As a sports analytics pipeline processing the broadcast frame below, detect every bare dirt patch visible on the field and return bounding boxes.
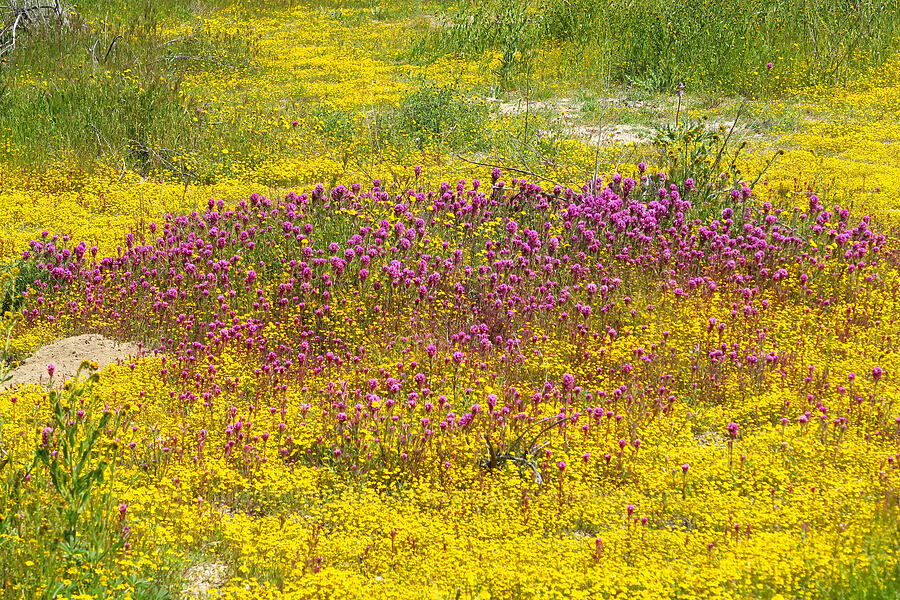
[694,429,727,448]
[3,334,140,388]
[182,562,229,598]
[568,123,652,145]
[494,97,654,145]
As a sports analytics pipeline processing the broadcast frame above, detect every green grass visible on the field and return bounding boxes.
[0,0,252,177]
[388,82,491,151]
[411,0,900,95]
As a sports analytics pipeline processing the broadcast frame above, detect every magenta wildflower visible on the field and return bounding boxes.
[727,422,739,439]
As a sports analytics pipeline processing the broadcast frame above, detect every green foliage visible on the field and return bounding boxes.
[818,504,900,598]
[310,107,358,145]
[0,313,20,385]
[651,110,782,216]
[34,369,115,544]
[410,2,535,86]
[0,363,183,598]
[0,258,47,315]
[0,1,255,178]
[389,83,489,150]
[413,0,900,94]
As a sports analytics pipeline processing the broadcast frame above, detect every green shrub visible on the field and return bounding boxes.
[0,364,185,598]
[0,259,47,315]
[389,83,489,150]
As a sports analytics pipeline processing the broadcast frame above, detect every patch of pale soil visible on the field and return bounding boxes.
[694,429,727,448]
[417,13,450,30]
[495,97,656,118]
[496,98,581,118]
[704,119,758,139]
[182,562,229,598]
[3,334,140,389]
[569,124,652,145]
[494,97,654,145]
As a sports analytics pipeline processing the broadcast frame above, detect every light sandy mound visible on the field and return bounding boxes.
[3,334,140,389]
[182,562,229,598]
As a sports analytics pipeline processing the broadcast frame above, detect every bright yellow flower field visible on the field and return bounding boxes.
[0,2,898,599]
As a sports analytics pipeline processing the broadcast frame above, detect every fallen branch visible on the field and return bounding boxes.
[0,0,69,58]
[453,153,562,188]
[127,138,197,182]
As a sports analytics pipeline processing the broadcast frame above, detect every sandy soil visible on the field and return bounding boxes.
[3,334,141,388]
[495,97,654,145]
[182,562,229,598]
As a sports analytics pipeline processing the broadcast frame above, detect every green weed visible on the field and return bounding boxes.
[0,0,253,178]
[389,83,490,151]
[0,363,186,598]
[0,258,47,315]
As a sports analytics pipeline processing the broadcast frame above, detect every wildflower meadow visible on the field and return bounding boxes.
[0,1,899,599]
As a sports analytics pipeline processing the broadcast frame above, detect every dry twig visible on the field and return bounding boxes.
[0,0,69,58]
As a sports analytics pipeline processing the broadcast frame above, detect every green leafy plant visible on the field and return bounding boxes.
[31,363,128,566]
[414,0,900,95]
[0,259,48,315]
[390,83,489,150]
[0,361,181,598]
[652,104,782,216]
[0,313,20,386]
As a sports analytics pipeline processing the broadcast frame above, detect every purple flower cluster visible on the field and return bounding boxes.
[14,168,893,475]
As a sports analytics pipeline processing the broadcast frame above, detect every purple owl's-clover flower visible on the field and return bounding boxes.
[872,366,884,381]
[47,364,55,379]
[727,422,739,439]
